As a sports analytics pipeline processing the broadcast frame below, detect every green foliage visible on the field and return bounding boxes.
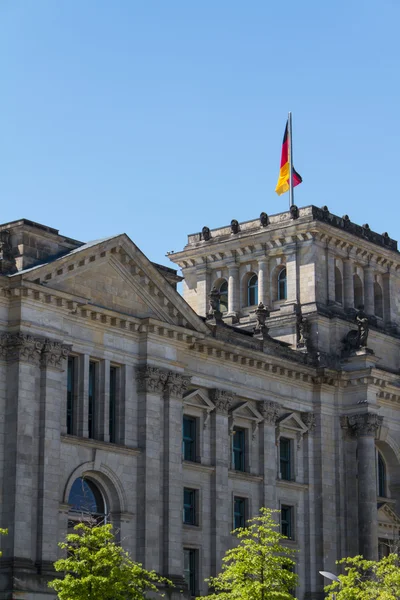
[0,528,7,558]
[198,507,298,600]
[324,554,400,600]
[49,522,172,600]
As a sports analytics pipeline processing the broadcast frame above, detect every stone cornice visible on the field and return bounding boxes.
[61,435,141,456]
[182,461,215,474]
[228,470,263,483]
[276,479,309,491]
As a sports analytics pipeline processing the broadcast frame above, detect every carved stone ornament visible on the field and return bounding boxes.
[136,366,169,393]
[210,389,236,414]
[202,226,211,241]
[290,204,299,220]
[230,219,240,234]
[260,212,269,227]
[41,340,71,369]
[301,412,316,432]
[165,372,192,398]
[0,230,17,275]
[342,309,369,356]
[347,413,383,437]
[254,302,270,337]
[259,400,280,425]
[7,333,44,366]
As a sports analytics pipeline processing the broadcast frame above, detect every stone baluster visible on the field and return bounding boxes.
[258,258,270,309]
[348,412,383,560]
[210,389,235,575]
[162,371,192,589]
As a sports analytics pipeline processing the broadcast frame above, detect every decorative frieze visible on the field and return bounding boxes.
[210,389,236,414]
[259,400,280,425]
[347,413,383,437]
[41,340,71,369]
[136,366,169,393]
[164,372,192,398]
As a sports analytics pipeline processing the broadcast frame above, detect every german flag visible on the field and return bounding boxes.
[275,121,302,196]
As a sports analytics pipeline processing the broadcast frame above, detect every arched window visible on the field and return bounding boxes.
[278,268,287,301]
[378,452,386,497]
[374,282,383,318]
[247,274,258,306]
[68,477,106,529]
[219,281,228,313]
[353,274,363,309]
[335,267,343,304]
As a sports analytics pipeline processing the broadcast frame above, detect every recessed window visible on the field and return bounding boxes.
[183,488,197,525]
[281,505,294,540]
[278,268,287,301]
[219,280,228,312]
[374,282,383,318]
[88,361,96,439]
[233,496,246,529]
[232,427,245,472]
[335,266,343,304]
[183,548,197,596]
[183,416,197,462]
[67,357,76,435]
[68,477,106,529]
[378,452,386,497]
[109,366,117,443]
[354,274,363,309]
[247,274,258,306]
[280,438,292,481]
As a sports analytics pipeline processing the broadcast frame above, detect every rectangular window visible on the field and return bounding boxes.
[233,496,246,529]
[109,366,117,443]
[280,438,292,481]
[183,548,197,596]
[88,361,96,439]
[183,416,197,462]
[232,427,245,471]
[67,357,75,435]
[183,488,197,526]
[281,505,294,540]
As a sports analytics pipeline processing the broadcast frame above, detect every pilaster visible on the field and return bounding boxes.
[227,264,239,315]
[77,354,89,438]
[364,266,374,316]
[343,258,354,310]
[259,400,279,508]
[258,258,270,308]
[196,266,210,318]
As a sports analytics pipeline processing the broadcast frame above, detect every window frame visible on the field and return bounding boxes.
[88,360,97,439]
[109,365,118,444]
[183,415,198,462]
[219,280,228,313]
[67,356,76,435]
[183,488,197,526]
[279,437,293,481]
[183,548,198,597]
[278,267,287,301]
[232,427,246,472]
[233,496,247,529]
[281,504,294,540]
[247,274,258,307]
[377,451,387,498]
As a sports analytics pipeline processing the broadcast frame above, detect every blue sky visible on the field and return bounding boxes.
[0,1,399,269]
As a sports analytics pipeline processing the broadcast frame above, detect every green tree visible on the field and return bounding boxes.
[198,507,298,600]
[324,554,400,600]
[0,528,7,557]
[49,522,172,600]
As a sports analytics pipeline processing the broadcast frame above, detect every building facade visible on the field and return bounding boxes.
[0,208,400,600]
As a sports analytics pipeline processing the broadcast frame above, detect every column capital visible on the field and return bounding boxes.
[136,365,169,393]
[41,340,71,370]
[259,400,280,424]
[5,333,44,366]
[210,389,236,414]
[301,411,316,432]
[164,371,192,398]
[347,413,383,437]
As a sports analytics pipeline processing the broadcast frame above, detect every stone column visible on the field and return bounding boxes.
[96,359,110,442]
[382,271,393,326]
[210,389,235,575]
[327,251,336,304]
[2,334,43,565]
[162,371,192,590]
[227,264,239,315]
[37,340,70,568]
[343,258,354,310]
[136,366,168,572]
[258,258,270,308]
[259,401,279,509]
[77,354,89,437]
[348,413,383,560]
[286,250,298,302]
[364,266,375,316]
[196,266,210,318]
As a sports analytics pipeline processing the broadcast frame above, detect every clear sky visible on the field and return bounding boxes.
[1,1,399,269]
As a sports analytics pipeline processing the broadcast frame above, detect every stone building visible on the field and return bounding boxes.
[0,207,400,600]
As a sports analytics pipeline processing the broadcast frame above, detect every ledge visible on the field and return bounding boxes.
[276,478,308,491]
[228,469,263,482]
[183,460,215,473]
[61,435,141,456]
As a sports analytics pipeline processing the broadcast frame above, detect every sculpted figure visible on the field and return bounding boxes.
[202,226,211,241]
[260,212,269,227]
[230,219,239,234]
[208,287,220,314]
[342,309,369,354]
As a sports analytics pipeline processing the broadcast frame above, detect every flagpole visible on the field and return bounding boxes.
[288,111,294,208]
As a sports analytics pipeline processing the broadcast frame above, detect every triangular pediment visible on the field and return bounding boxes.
[14,234,210,334]
[230,402,263,423]
[183,389,215,412]
[278,413,309,434]
[378,503,400,527]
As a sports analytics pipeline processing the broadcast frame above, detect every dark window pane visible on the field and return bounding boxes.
[234,497,246,529]
[109,366,117,443]
[232,428,245,471]
[183,416,196,462]
[247,275,258,306]
[67,358,75,435]
[378,453,386,497]
[278,268,287,300]
[183,488,196,525]
[281,505,293,539]
[88,362,96,439]
[280,438,292,481]
[68,477,105,516]
[219,281,228,312]
[184,549,196,596]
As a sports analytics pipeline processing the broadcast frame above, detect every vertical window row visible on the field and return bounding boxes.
[279,437,293,481]
[183,548,197,596]
[88,361,96,439]
[232,427,245,471]
[183,416,197,462]
[109,366,117,444]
